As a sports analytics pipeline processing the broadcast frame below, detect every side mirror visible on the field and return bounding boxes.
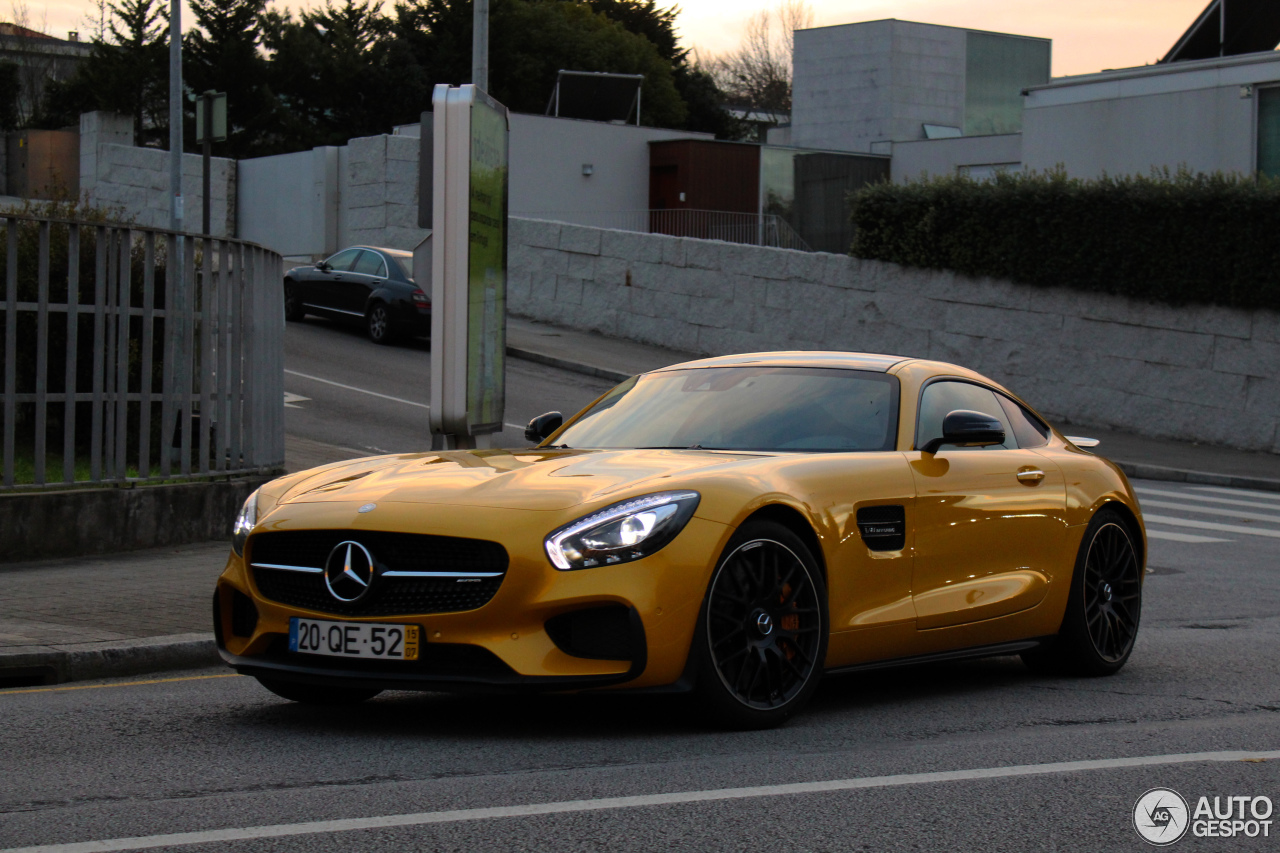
[922,410,1005,454]
[525,411,563,443]
[316,261,331,272]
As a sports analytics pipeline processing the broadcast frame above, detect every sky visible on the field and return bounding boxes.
[32,0,1213,78]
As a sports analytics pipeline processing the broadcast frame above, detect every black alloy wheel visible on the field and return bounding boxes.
[284,281,305,321]
[1022,508,1143,676]
[255,676,381,706]
[1082,521,1142,663]
[366,302,394,345]
[694,519,828,729]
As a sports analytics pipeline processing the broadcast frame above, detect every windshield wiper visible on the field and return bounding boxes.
[637,444,719,450]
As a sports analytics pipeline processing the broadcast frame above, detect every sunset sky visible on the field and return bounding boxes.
[35,0,1215,78]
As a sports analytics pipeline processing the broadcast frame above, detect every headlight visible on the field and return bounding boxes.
[545,491,700,570]
[231,490,259,557]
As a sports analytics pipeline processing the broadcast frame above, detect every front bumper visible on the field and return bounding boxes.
[214,504,730,693]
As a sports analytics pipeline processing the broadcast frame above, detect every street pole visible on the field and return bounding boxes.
[202,93,211,235]
[168,0,189,469]
[472,0,488,92]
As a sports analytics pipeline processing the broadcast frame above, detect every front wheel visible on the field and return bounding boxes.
[692,520,828,729]
[366,302,396,345]
[255,676,382,706]
[1022,508,1143,676]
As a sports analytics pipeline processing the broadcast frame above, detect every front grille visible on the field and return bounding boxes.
[248,530,508,617]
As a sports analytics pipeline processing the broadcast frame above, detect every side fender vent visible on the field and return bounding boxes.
[857,505,906,551]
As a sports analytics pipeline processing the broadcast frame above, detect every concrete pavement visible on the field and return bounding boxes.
[2,314,1278,687]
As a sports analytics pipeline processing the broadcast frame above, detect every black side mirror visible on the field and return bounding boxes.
[525,411,563,443]
[316,261,331,272]
[922,410,1005,454]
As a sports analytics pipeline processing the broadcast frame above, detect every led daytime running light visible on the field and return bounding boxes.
[546,491,700,570]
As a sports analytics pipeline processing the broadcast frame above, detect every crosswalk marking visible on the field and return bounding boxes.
[1136,486,1280,512]
[1142,513,1280,539]
[1188,485,1280,502]
[1145,530,1229,544]
[1138,499,1280,525]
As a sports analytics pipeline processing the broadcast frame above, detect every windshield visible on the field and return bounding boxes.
[553,366,900,452]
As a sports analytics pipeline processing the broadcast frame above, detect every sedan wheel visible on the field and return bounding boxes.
[366,302,395,344]
[1022,508,1142,676]
[283,281,305,321]
[694,520,828,729]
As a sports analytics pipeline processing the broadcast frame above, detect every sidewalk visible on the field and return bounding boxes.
[3,316,1278,687]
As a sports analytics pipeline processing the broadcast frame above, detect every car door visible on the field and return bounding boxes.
[907,379,1068,631]
[311,248,362,314]
[337,250,386,315]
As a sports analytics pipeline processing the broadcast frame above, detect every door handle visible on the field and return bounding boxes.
[1016,468,1045,483]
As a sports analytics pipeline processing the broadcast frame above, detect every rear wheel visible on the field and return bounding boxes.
[283,280,305,321]
[692,520,828,729]
[366,301,396,344]
[255,676,381,706]
[1022,508,1142,676]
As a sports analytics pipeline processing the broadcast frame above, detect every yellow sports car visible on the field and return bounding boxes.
[214,352,1145,728]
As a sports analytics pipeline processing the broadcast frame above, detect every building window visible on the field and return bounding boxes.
[964,32,1051,136]
[1257,87,1280,179]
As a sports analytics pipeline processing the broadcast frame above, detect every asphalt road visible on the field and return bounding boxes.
[3,321,1278,852]
[280,317,616,454]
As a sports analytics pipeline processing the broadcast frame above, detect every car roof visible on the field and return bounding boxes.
[652,351,913,374]
[349,246,413,260]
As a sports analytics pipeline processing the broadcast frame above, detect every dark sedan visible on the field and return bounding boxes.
[283,246,430,344]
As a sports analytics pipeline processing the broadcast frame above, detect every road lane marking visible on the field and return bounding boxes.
[283,392,310,409]
[1145,530,1230,543]
[1138,499,1280,525]
[285,370,525,432]
[7,749,1279,853]
[0,674,241,697]
[1143,514,1280,539]
[1189,485,1280,501]
[1136,487,1280,512]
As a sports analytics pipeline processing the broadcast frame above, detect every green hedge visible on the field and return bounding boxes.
[849,168,1280,311]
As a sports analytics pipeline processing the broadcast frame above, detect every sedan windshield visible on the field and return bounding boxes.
[553,367,900,452]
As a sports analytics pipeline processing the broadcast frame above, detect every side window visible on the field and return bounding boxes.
[324,249,361,271]
[998,395,1051,448]
[916,380,1017,451]
[352,251,385,276]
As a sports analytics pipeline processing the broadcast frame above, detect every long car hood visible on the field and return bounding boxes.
[275,448,763,512]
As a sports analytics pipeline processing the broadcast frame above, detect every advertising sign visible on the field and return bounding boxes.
[428,85,509,444]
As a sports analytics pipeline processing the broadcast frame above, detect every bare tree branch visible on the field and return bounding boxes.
[705,0,811,115]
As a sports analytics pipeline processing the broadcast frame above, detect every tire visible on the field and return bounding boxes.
[255,676,382,706]
[283,280,305,321]
[691,519,829,729]
[1022,508,1143,676]
[366,301,396,344]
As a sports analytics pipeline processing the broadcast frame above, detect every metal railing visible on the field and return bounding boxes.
[514,209,813,252]
[0,212,285,490]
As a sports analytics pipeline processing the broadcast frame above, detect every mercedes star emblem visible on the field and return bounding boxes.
[324,540,377,603]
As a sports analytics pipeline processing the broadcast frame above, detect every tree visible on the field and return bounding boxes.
[30,0,168,146]
[184,0,278,158]
[707,0,812,116]
[390,0,687,129]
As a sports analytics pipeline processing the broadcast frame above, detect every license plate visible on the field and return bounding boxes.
[289,618,420,661]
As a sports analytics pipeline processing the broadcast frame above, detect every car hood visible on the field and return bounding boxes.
[274,448,765,511]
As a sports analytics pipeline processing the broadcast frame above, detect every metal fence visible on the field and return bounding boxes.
[514,209,813,252]
[0,212,285,490]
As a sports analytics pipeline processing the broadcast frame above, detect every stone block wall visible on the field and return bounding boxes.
[508,218,1280,454]
[79,111,236,236]
[343,134,428,250]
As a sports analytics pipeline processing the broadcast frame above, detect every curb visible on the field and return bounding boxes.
[1112,460,1280,494]
[0,633,218,687]
[506,346,632,384]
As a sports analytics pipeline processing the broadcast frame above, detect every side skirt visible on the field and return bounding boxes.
[824,638,1050,676]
